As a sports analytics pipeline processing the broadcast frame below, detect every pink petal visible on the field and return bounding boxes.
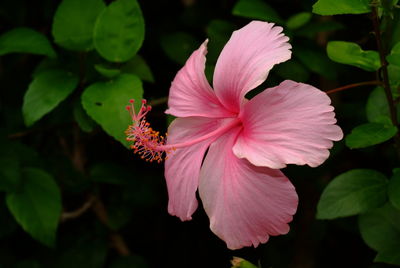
[166,40,233,118]
[198,128,298,250]
[213,21,292,113]
[233,80,343,169]
[165,117,227,221]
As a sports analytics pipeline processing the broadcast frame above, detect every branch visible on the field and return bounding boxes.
[90,194,131,256]
[60,195,95,222]
[325,80,382,95]
[372,6,400,159]
[372,7,398,126]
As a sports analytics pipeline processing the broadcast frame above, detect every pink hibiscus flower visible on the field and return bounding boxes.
[126,21,343,250]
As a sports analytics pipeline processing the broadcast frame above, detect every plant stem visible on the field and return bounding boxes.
[325,80,382,95]
[372,6,400,158]
[372,7,398,126]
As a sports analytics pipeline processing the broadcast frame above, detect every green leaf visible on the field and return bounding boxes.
[366,87,400,123]
[6,168,61,247]
[231,257,258,268]
[366,87,391,123]
[359,203,400,265]
[160,32,198,65]
[121,55,155,83]
[312,0,371,15]
[316,169,388,219]
[81,74,143,147]
[286,12,312,30]
[296,47,337,80]
[110,256,149,268]
[345,123,398,149]
[387,42,400,67]
[93,0,144,62]
[274,60,310,82]
[232,0,283,24]
[73,100,96,132]
[387,42,400,88]
[0,27,56,58]
[375,248,400,265]
[388,64,400,89]
[327,41,380,71]
[94,64,121,78]
[388,169,400,210]
[22,69,78,126]
[52,0,105,51]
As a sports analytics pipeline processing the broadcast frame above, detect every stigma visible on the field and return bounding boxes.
[125,99,169,163]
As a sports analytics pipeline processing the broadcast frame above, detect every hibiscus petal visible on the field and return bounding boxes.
[165,117,226,221]
[199,128,298,250]
[166,40,233,118]
[213,21,292,113]
[233,80,343,169]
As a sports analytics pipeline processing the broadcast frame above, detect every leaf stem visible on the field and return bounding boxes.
[325,80,382,95]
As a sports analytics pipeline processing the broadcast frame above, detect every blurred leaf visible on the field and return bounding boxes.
[160,32,198,65]
[121,55,155,83]
[388,64,400,89]
[366,87,391,123]
[387,42,400,66]
[166,114,176,126]
[94,64,121,78]
[232,0,283,24]
[327,41,380,71]
[286,12,312,30]
[81,74,143,147]
[359,203,400,265]
[345,123,398,149]
[389,169,400,210]
[22,70,78,126]
[0,145,21,192]
[274,60,310,82]
[312,0,371,15]
[387,42,400,88]
[52,0,105,51]
[57,234,107,268]
[317,169,388,219]
[296,47,337,79]
[90,162,130,185]
[231,257,258,268]
[14,260,41,268]
[295,21,344,38]
[6,168,62,247]
[375,248,400,265]
[110,255,149,268]
[0,27,56,58]
[73,100,96,132]
[206,19,235,64]
[93,0,144,62]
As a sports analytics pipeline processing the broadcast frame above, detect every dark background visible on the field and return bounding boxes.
[0,0,397,267]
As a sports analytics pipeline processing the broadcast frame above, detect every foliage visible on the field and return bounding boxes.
[0,0,400,267]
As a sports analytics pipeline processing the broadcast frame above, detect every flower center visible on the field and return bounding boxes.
[125,99,242,163]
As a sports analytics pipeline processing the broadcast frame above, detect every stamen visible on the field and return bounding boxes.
[125,99,168,163]
[125,99,241,163]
